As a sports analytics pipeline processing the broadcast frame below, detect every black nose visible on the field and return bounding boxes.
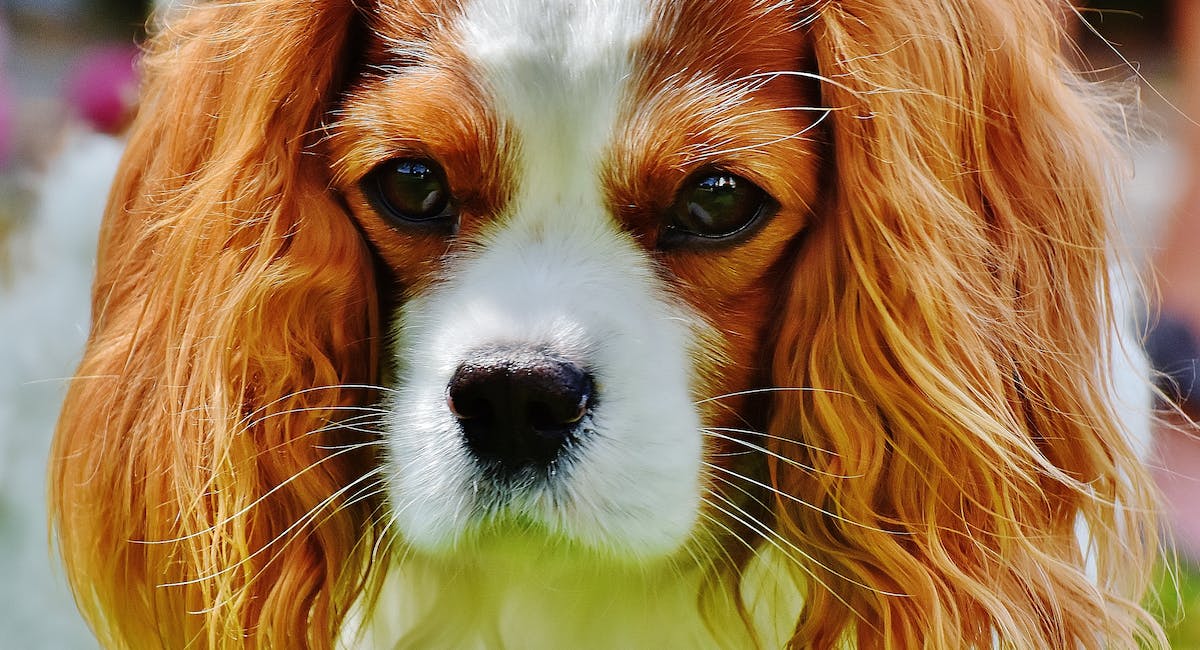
[447,346,593,474]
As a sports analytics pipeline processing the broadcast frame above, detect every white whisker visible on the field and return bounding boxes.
[240,404,390,433]
[703,429,863,480]
[705,461,906,536]
[237,384,395,429]
[170,467,385,592]
[133,443,379,545]
[695,385,861,404]
[700,494,880,631]
[705,491,908,600]
[704,425,839,456]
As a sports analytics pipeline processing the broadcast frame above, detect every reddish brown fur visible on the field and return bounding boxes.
[768,3,1160,647]
[50,1,383,646]
[328,1,516,294]
[604,0,827,581]
[50,0,1165,648]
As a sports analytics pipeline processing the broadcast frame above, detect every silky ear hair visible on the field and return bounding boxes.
[48,1,384,648]
[767,1,1163,648]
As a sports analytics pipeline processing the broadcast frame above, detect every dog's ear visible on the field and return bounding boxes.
[767,2,1161,647]
[49,1,381,647]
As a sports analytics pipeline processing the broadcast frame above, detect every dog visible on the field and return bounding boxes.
[49,0,1166,647]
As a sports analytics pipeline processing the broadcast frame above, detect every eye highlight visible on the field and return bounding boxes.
[662,170,774,247]
[362,158,454,226]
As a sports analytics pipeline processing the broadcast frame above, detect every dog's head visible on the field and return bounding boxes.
[51,0,1162,647]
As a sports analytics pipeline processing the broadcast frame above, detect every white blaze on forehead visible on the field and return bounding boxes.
[458,0,649,206]
[381,0,707,558]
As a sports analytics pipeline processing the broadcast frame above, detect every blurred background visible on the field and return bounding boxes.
[1,0,1199,647]
[1,0,139,647]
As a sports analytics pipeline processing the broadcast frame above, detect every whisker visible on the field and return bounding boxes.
[184,482,387,617]
[371,506,406,565]
[673,523,730,582]
[706,490,907,599]
[705,425,839,456]
[701,391,761,435]
[381,503,432,576]
[297,411,387,438]
[705,462,906,536]
[697,510,759,559]
[196,414,384,483]
[740,69,858,95]
[240,404,390,433]
[695,386,861,405]
[704,496,903,645]
[700,494,880,631]
[309,483,391,543]
[171,468,385,592]
[694,109,831,159]
[313,439,388,451]
[274,468,392,567]
[362,505,399,565]
[706,467,776,514]
[698,105,830,135]
[703,429,863,480]
[317,424,388,439]
[133,443,379,545]
[237,384,396,430]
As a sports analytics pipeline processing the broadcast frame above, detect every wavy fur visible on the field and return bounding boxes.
[50,2,384,647]
[768,4,1160,647]
[50,0,1164,648]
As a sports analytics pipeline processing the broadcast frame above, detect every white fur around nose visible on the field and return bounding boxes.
[382,0,705,561]
[385,223,703,558]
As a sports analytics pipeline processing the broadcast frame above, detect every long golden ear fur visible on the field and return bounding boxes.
[767,1,1162,647]
[49,1,382,648]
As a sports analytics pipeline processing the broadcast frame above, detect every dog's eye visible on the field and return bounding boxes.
[362,158,453,225]
[663,171,773,246]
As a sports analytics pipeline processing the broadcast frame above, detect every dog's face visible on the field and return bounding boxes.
[327,0,818,560]
[50,0,1166,647]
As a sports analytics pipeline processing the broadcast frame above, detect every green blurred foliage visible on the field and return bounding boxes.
[1154,560,1200,648]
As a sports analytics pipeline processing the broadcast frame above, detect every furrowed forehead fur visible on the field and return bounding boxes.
[48,0,1168,648]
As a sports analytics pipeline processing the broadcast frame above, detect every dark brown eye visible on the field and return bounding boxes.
[362,158,453,225]
[663,171,772,247]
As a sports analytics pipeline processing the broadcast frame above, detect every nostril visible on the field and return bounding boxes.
[524,364,591,430]
[527,398,585,431]
[445,384,492,422]
[446,346,594,474]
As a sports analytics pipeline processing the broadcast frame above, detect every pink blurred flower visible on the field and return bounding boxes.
[64,44,139,134]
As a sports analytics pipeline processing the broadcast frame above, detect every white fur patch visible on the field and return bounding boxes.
[381,0,706,561]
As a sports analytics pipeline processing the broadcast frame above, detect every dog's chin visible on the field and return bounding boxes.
[400,512,694,570]
[383,431,705,565]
